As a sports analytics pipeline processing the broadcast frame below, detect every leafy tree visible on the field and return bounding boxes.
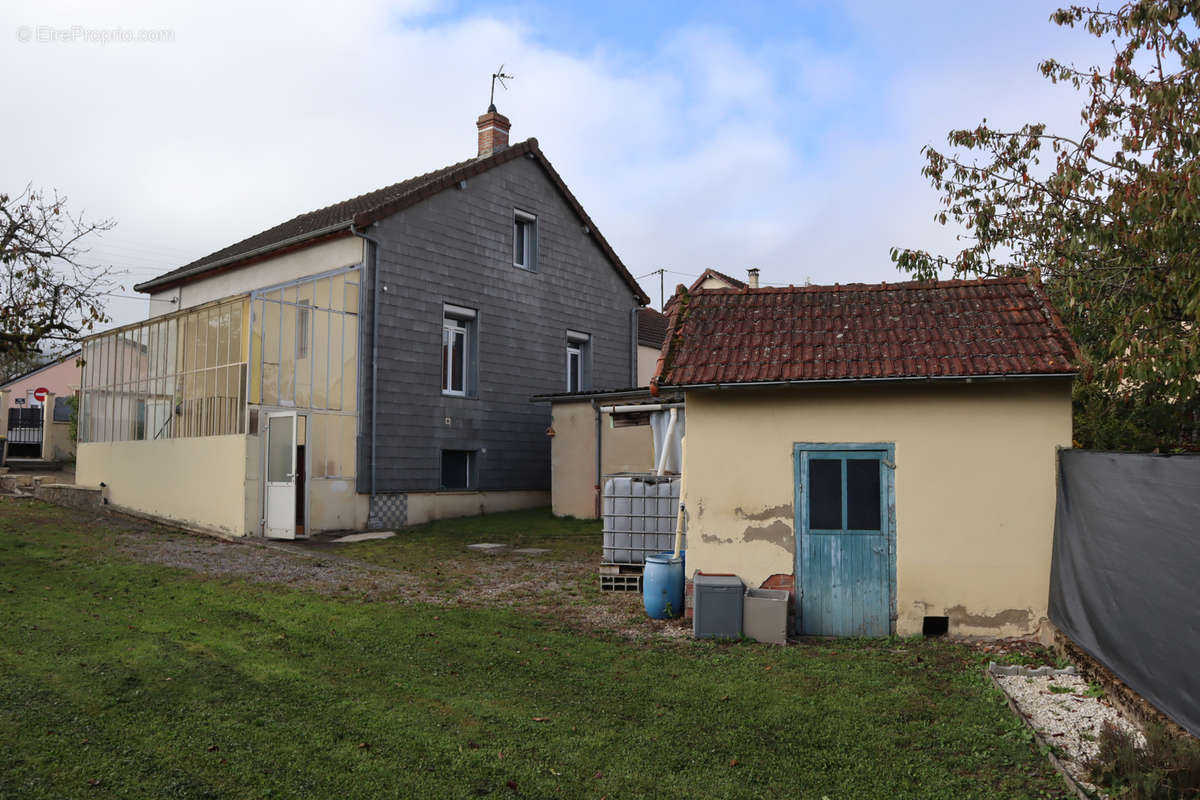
[0,184,114,356]
[893,1,1200,450]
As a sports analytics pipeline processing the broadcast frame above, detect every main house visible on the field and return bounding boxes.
[75,108,649,538]
[652,277,1078,638]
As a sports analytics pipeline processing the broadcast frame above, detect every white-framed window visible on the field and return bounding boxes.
[442,304,476,396]
[441,449,473,489]
[567,344,582,392]
[513,209,537,270]
[567,330,590,392]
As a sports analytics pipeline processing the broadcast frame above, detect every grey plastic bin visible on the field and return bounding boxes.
[692,574,744,639]
[743,588,789,645]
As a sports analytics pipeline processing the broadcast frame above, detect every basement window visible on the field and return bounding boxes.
[441,450,474,490]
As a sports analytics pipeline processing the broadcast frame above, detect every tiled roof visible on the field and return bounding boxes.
[688,267,747,292]
[134,139,650,304]
[652,278,1078,389]
[637,307,668,349]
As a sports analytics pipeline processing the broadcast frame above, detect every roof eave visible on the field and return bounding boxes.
[657,372,1078,392]
[134,222,353,294]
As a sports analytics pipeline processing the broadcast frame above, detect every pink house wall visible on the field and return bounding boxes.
[1,357,82,411]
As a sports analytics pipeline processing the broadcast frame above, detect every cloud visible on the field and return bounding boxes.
[2,0,1116,325]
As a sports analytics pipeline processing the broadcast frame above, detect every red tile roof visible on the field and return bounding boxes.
[652,277,1078,389]
[637,307,668,349]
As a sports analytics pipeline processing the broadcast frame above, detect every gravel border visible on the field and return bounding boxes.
[989,663,1146,799]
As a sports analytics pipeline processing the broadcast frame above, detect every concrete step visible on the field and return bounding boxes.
[4,459,65,472]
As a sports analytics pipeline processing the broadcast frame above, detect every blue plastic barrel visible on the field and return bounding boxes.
[643,552,685,619]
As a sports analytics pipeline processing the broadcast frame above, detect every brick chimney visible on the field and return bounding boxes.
[476,104,511,158]
[747,268,760,288]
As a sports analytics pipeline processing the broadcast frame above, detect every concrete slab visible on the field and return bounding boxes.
[466,542,510,554]
[332,531,396,543]
[513,548,550,556]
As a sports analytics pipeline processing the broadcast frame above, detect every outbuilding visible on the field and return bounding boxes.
[651,277,1078,638]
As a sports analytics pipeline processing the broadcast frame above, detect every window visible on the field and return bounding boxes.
[442,304,476,396]
[296,299,310,359]
[567,344,582,392]
[566,330,590,392]
[807,454,884,532]
[441,450,473,489]
[513,210,537,270]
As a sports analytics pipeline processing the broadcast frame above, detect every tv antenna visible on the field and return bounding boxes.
[489,65,514,111]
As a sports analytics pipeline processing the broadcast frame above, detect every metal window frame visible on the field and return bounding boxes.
[77,296,250,443]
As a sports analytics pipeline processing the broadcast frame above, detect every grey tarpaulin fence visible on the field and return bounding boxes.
[1049,449,1200,737]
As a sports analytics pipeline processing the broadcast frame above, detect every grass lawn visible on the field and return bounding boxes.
[0,501,1070,799]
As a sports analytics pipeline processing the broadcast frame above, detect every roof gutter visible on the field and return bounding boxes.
[658,372,1078,392]
[599,402,684,414]
[134,222,353,293]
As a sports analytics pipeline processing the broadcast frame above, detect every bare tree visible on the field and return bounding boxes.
[0,184,115,356]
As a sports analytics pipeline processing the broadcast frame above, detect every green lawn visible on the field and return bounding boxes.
[0,501,1070,799]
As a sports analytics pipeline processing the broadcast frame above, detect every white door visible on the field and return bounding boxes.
[264,412,297,539]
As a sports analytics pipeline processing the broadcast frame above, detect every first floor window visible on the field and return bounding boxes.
[442,304,476,396]
[441,449,473,489]
[567,330,590,392]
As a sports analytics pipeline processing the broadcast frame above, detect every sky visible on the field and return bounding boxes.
[3,0,1117,328]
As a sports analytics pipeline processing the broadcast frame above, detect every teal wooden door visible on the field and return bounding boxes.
[794,445,894,636]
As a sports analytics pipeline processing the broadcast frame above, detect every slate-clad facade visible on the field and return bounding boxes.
[75,110,649,537]
[362,155,640,493]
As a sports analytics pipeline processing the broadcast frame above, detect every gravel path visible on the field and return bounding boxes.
[114,525,691,640]
[996,671,1145,790]
[118,530,431,600]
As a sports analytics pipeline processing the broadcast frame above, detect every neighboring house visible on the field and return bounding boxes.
[636,307,667,385]
[75,107,649,538]
[688,267,752,292]
[0,350,81,462]
[1,350,81,412]
[651,277,1078,638]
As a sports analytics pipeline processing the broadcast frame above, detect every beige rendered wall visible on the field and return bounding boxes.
[148,236,363,315]
[549,400,656,518]
[637,345,660,386]
[406,490,550,526]
[77,435,253,536]
[309,479,369,531]
[682,381,1073,637]
[45,421,75,461]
